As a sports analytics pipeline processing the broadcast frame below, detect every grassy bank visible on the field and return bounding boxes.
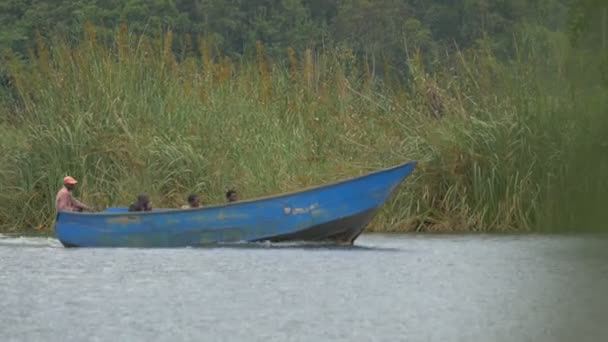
[1,26,607,233]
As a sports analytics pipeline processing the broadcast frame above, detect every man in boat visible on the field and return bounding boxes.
[181,194,201,209]
[128,194,152,212]
[226,189,238,202]
[55,176,91,212]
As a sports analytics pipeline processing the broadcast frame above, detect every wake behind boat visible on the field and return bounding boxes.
[55,161,417,247]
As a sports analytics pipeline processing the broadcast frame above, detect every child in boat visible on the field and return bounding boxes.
[226,189,238,202]
[128,194,152,212]
[181,194,201,209]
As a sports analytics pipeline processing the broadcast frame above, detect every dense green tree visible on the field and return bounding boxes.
[240,0,323,56]
[0,0,601,71]
[569,0,608,49]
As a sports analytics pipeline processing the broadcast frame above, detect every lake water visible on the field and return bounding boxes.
[1,234,607,342]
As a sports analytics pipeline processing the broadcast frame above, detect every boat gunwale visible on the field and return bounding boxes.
[57,160,417,218]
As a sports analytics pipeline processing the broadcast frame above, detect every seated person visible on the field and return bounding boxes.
[181,194,201,209]
[226,189,238,202]
[55,176,92,213]
[128,194,152,212]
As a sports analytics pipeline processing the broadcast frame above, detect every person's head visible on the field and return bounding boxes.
[63,176,78,191]
[187,194,200,208]
[226,189,238,202]
[136,194,151,210]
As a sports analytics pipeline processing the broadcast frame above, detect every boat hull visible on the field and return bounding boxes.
[55,161,417,247]
[259,207,378,244]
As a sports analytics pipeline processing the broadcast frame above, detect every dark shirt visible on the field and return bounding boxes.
[128,203,151,212]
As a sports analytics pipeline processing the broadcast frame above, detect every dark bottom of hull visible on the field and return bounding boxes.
[254,207,378,245]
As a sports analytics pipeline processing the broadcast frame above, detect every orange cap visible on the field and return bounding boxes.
[63,176,78,185]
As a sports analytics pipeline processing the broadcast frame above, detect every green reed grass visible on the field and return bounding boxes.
[0,25,606,233]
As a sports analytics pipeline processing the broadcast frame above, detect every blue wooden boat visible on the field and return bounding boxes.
[55,161,417,247]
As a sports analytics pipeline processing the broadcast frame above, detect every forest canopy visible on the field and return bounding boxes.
[1,0,604,63]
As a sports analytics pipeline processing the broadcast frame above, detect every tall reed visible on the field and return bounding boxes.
[0,25,606,233]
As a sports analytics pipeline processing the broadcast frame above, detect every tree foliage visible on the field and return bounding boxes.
[0,0,604,74]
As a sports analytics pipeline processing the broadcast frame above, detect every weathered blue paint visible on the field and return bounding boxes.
[55,161,417,247]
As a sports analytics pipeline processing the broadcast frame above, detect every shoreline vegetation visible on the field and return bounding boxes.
[1,3,607,235]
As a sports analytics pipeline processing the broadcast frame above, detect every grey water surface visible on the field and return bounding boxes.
[1,233,607,342]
